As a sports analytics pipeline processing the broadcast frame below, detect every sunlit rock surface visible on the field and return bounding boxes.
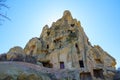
[0,10,116,80]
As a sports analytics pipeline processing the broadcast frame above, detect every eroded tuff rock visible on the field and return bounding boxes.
[23,10,116,80]
[3,46,37,63]
[0,10,116,80]
[7,46,25,61]
[0,62,51,80]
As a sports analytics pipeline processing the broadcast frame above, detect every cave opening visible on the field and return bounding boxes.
[41,61,53,68]
[47,31,50,36]
[79,60,84,68]
[47,44,49,49]
[93,69,104,79]
[71,24,75,27]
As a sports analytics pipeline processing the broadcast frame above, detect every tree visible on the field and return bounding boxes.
[0,0,10,24]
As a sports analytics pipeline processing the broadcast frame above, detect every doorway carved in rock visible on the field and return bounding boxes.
[60,62,65,69]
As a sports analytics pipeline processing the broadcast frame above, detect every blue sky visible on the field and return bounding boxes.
[0,0,120,68]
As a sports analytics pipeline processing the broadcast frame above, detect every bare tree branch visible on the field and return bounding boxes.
[0,0,11,22]
[0,3,9,8]
[0,13,11,21]
[0,0,6,2]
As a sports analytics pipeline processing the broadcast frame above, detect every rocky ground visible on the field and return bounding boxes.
[0,61,80,80]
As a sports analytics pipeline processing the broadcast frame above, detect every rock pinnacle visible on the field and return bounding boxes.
[62,10,73,21]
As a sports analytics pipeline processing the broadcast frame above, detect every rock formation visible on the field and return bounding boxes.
[0,10,116,80]
[23,10,116,80]
[0,62,51,80]
[7,46,25,61]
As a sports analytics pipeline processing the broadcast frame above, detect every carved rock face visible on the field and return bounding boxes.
[23,10,116,80]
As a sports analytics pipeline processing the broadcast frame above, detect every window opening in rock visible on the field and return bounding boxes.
[60,62,65,69]
[79,60,84,68]
[47,44,49,49]
[75,43,80,54]
[71,24,75,27]
[68,30,73,33]
[70,31,73,33]
[93,69,104,79]
[80,72,92,80]
[47,31,50,36]
[53,37,62,44]
[53,40,56,43]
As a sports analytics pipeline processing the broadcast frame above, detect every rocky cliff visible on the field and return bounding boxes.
[0,10,116,80]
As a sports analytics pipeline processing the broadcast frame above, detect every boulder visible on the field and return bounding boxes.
[24,37,43,56]
[7,46,25,61]
[0,62,51,80]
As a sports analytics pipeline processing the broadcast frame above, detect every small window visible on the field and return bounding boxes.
[60,62,65,69]
[53,40,56,43]
[68,30,73,33]
[75,43,78,48]
[71,24,75,27]
[70,31,73,33]
[47,44,49,49]
[79,60,84,68]
[93,69,104,79]
[75,43,80,54]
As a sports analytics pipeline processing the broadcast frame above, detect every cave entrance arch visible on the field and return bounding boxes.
[93,69,104,79]
[40,61,53,68]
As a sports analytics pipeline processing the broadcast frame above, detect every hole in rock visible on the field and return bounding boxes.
[60,62,65,69]
[93,69,104,79]
[79,60,84,68]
